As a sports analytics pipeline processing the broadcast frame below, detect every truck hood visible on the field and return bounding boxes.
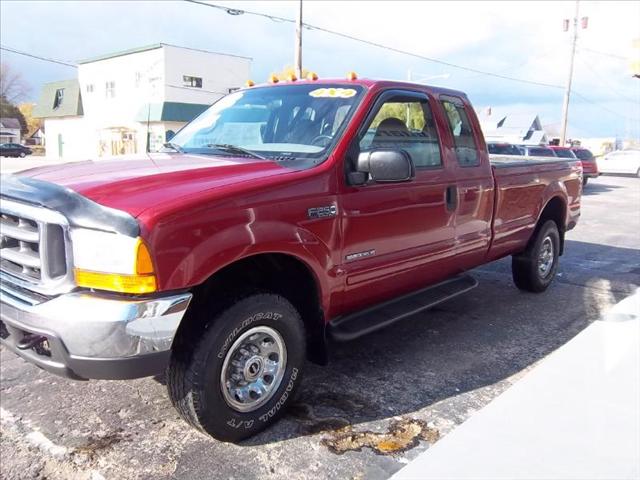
[15,153,292,217]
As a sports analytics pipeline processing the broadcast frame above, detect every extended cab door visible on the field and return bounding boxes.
[437,95,495,270]
[337,89,458,314]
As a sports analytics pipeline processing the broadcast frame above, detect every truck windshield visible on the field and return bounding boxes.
[168,84,365,164]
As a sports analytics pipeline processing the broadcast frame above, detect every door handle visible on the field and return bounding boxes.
[445,185,458,212]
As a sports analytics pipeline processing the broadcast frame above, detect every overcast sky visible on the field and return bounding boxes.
[1,0,639,138]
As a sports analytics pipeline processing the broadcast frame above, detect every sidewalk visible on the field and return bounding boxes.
[392,290,640,480]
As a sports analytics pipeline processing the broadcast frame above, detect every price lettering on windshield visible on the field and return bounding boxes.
[309,88,357,99]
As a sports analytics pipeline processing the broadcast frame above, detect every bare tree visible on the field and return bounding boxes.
[0,62,30,104]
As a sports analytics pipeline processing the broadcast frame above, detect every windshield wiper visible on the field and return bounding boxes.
[206,143,266,160]
[162,142,184,153]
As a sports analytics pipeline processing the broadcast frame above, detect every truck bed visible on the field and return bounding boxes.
[487,154,582,261]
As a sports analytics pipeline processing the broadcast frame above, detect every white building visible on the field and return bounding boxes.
[476,108,548,145]
[0,118,21,144]
[34,43,251,159]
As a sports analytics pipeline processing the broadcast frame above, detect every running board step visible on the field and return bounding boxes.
[329,274,478,342]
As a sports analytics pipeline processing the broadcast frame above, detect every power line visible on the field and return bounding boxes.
[186,0,639,122]
[0,45,77,68]
[578,47,628,61]
[572,91,639,122]
[184,0,565,90]
[577,55,639,103]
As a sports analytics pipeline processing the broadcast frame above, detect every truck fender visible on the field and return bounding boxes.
[159,220,334,313]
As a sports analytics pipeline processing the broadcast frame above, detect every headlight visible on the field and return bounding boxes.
[71,229,156,294]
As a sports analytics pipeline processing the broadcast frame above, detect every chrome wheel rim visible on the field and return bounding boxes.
[220,326,287,413]
[538,236,554,278]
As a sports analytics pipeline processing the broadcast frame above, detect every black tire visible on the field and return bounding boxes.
[167,292,305,442]
[582,177,588,186]
[512,220,560,293]
[19,152,26,158]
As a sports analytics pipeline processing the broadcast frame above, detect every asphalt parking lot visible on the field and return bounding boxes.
[1,173,639,480]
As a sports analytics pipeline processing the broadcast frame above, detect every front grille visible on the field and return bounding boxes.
[0,199,73,295]
[1,213,42,280]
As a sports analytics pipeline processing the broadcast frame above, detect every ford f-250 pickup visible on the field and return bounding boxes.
[0,76,581,441]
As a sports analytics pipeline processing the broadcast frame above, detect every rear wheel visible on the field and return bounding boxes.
[19,152,26,158]
[512,220,560,293]
[167,293,305,442]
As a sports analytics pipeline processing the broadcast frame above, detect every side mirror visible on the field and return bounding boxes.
[355,149,414,183]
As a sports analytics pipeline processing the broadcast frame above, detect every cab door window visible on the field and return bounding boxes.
[440,99,480,167]
[359,93,442,168]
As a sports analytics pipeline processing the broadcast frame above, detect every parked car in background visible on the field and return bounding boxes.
[570,147,600,185]
[0,143,33,158]
[597,150,640,177]
[517,145,558,157]
[487,142,522,155]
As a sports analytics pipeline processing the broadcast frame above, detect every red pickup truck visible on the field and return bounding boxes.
[1,78,581,441]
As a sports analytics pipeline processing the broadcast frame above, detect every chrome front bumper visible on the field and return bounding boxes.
[0,287,192,380]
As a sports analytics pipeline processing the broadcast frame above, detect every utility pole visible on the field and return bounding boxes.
[294,0,303,78]
[560,0,580,146]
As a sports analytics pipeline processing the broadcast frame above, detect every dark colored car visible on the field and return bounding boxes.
[570,147,600,185]
[517,145,558,157]
[487,142,522,155]
[0,143,32,158]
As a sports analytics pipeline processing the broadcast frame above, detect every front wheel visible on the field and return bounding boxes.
[512,220,560,293]
[19,152,26,158]
[167,293,305,442]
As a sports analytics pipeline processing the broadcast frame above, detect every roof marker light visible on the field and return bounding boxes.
[346,71,358,81]
[306,72,318,81]
[268,74,279,84]
[286,73,298,82]
[245,79,255,87]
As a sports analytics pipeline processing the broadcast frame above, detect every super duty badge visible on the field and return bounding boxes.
[307,205,337,219]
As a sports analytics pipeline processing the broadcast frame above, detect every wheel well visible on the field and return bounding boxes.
[175,253,327,365]
[537,196,566,255]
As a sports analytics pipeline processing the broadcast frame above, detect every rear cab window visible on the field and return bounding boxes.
[488,143,521,155]
[573,149,594,160]
[528,147,556,157]
[440,97,480,166]
[553,149,576,159]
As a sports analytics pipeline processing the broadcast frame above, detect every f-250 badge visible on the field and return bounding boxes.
[307,205,337,219]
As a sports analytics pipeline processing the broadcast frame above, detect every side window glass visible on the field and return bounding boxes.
[359,94,442,168]
[441,99,480,166]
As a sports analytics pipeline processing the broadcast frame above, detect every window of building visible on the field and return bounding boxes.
[86,84,94,93]
[53,88,64,109]
[359,93,442,168]
[183,75,203,88]
[105,81,116,98]
[440,98,480,167]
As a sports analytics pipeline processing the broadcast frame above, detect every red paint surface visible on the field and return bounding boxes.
[20,79,582,321]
